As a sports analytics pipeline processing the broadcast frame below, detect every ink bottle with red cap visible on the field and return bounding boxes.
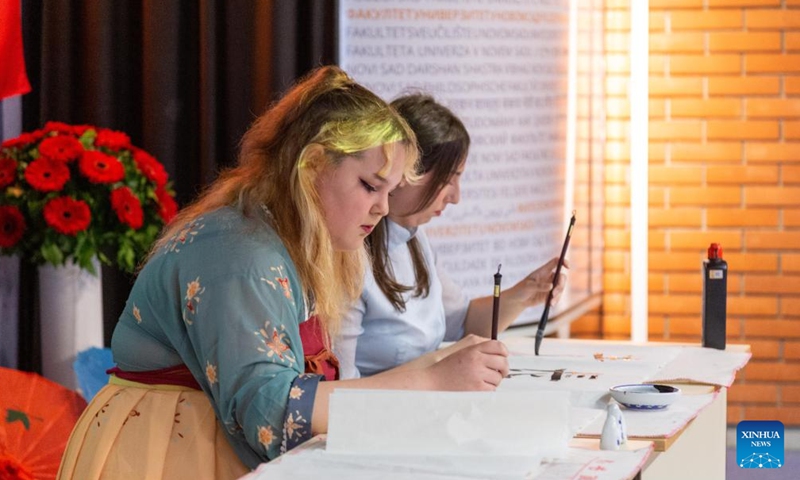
[702,243,728,350]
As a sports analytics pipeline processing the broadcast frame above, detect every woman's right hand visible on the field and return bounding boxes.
[425,339,509,391]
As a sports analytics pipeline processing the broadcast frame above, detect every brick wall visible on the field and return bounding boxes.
[573,0,800,427]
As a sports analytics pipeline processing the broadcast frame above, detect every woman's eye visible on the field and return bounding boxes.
[360,180,377,193]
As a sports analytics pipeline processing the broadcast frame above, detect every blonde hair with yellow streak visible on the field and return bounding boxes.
[151,66,419,336]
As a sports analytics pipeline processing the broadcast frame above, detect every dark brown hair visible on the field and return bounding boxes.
[367,94,470,312]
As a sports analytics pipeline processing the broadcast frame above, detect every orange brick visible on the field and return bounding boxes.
[606,77,628,96]
[708,76,780,96]
[748,339,781,360]
[787,33,800,52]
[605,33,628,54]
[603,314,631,337]
[746,231,800,249]
[649,143,667,162]
[784,253,800,273]
[606,11,630,31]
[606,120,628,140]
[786,340,800,360]
[743,406,800,426]
[783,299,800,317]
[708,208,779,226]
[603,294,628,315]
[604,251,626,272]
[650,121,703,141]
[671,11,742,30]
[782,386,800,404]
[650,231,667,249]
[745,275,800,294]
[670,231,742,249]
[746,10,800,29]
[650,0,703,8]
[649,77,704,97]
[606,99,629,119]
[668,186,741,206]
[745,143,800,163]
[709,32,781,52]
[747,54,800,73]
[728,404,744,424]
[605,165,627,184]
[605,186,630,205]
[650,55,667,75]
[650,273,665,292]
[785,210,800,227]
[708,0,781,6]
[649,316,667,337]
[672,143,741,163]
[788,78,800,97]
[668,315,704,336]
[745,187,800,206]
[722,252,779,272]
[786,121,800,140]
[606,54,630,74]
[650,33,704,53]
[707,121,779,140]
[606,141,630,161]
[729,383,778,404]
[649,166,703,184]
[707,166,778,184]
[605,229,630,248]
[604,207,626,227]
[650,99,666,118]
[604,273,630,292]
[781,165,800,185]
[747,99,800,118]
[650,187,666,206]
[672,99,741,118]
[649,208,703,227]
[670,54,741,75]
[728,297,779,316]
[650,294,701,314]
[744,361,800,381]
[650,252,704,271]
[651,12,666,32]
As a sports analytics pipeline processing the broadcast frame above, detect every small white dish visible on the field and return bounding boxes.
[609,384,681,410]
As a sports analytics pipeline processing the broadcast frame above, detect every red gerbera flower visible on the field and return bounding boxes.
[43,197,91,235]
[38,135,84,163]
[110,187,144,229]
[0,156,17,189]
[0,206,26,248]
[94,129,131,151]
[156,187,178,224]
[78,150,125,184]
[43,121,76,136]
[2,132,39,150]
[72,124,93,136]
[133,149,168,187]
[24,157,70,192]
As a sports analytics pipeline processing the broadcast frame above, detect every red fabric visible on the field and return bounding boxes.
[299,315,340,381]
[107,364,202,390]
[0,1,31,99]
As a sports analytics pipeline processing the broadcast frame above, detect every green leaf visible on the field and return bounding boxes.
[40,242,64,266]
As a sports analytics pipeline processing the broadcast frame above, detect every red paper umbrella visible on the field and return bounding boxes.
[0,367,87,480]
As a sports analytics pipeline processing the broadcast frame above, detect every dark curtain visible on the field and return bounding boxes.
[17,0,337,372]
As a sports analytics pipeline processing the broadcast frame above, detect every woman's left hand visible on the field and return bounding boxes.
[507,257,569,308]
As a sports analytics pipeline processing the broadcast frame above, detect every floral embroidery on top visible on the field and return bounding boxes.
[205,361,218,385]
[182,277,205,325]
[164,218,205,254]
[257,425,275,449]
[283,411,306,441]
[132,304,142,324]
[255,321,296,366]
[289,385,304,400]
[260,265,294,305]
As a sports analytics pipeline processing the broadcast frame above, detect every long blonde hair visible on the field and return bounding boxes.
[152,66,419,334]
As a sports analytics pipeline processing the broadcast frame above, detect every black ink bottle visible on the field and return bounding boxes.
[702,243,728,350]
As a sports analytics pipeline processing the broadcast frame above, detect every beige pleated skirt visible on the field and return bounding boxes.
[57,378,249,480]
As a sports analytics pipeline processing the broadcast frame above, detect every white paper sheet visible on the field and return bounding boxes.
[646,347,752,387]
[578,392,719,438]
[326,389,571,458]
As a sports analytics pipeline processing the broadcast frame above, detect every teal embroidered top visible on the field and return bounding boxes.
[111,207,321,467]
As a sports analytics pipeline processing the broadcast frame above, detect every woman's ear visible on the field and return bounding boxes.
[299,143,328,175]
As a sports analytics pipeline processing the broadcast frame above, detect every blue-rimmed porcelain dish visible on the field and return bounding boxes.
[609,384,681,410]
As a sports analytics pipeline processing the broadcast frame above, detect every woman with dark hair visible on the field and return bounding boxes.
[57,70,510,480]
[336,93,566,379]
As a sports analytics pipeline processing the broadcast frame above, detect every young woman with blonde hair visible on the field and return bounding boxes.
[58,68,509,480]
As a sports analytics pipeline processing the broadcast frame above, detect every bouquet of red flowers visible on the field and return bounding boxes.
[0,122,178,273]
